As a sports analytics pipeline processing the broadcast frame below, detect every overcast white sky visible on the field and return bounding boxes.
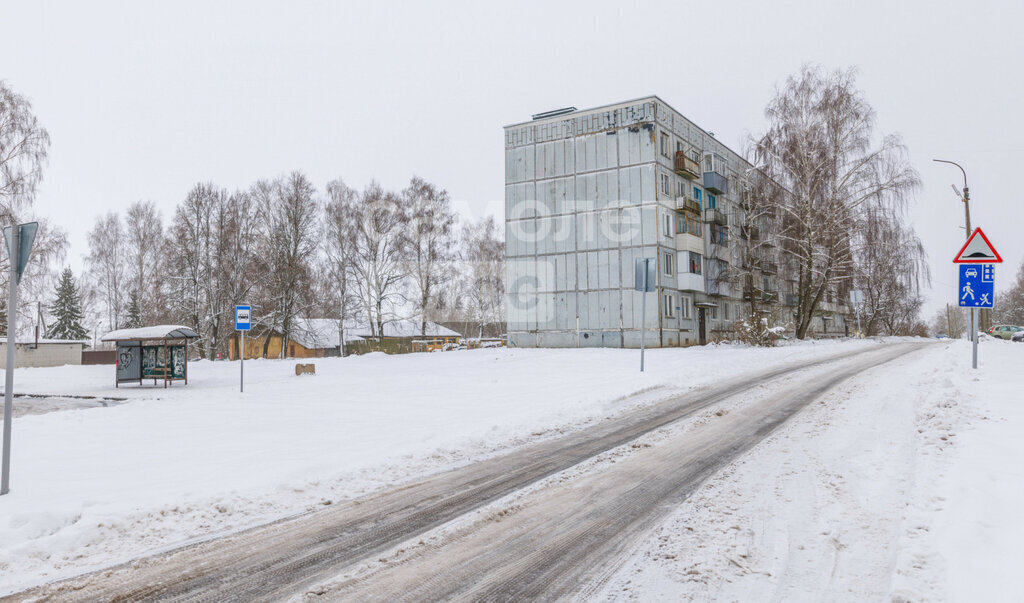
[1,0,1021,320]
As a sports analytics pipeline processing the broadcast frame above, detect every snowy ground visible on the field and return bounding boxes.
[595,338,1024,602]
[0,337,1019,599]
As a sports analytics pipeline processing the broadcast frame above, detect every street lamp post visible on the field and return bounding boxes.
[934,159,979,365]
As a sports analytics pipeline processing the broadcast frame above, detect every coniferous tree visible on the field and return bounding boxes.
[46,268,88,340]
[124,289,143,329]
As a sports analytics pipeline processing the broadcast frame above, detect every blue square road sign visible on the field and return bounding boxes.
[235,305,252,330]
[958,264,994,308]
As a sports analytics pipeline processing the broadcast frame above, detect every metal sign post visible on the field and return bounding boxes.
[954,229,1001,370]
[634,258,656,372]
[235,305,251,392]
[2,222,38,496]
[849,290,864,337]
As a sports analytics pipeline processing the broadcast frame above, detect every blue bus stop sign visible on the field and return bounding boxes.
[958,264,994,308]
[235,305,251,330]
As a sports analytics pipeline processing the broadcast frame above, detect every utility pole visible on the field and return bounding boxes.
[934,159,979,366]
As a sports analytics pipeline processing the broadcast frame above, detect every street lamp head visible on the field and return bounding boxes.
[951,183,963,199]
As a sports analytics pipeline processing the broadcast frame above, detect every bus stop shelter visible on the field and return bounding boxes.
[101,325,199,388]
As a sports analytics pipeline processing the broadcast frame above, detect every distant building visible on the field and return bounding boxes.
[0,338,87,368]
[228,319,462,358]
[504,96,850,347]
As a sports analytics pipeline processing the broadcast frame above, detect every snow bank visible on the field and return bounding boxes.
[595,337,1023,601]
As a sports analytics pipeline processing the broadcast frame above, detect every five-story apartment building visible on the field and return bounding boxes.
[504,96,848,348]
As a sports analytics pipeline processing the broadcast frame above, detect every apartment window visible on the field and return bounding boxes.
[681,296,692,319]
[723,303,730,321]
[676,180,686,198]
[676,212,701,236]
[703,154,712,172]
[676,141,685,154]
[661,173,670,196]
[711,225,728,246]
[664,293,676,318]
[663,251,674,275]
[708,193,717,209]
[693,187,703,203]
[687,252,703,275]
[660,132,670,157]
[710,305,718,320]
[678,213,701,237]
[663,212,673,237]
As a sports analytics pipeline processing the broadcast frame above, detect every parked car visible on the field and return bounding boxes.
[1013,329,1024,343]
[988,325,1023,340]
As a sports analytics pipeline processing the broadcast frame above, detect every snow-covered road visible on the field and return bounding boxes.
[0,338,887,594]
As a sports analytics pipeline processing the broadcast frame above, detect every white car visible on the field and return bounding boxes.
[1012,329,1024,343]
[965,267,978,278]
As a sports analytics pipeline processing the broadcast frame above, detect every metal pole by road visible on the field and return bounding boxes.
[634,257,654,372]
[2,227,19,495]
[934,159,978,367]
[240,329,244,393]
[972,307,978,369]
[640,267,647,373]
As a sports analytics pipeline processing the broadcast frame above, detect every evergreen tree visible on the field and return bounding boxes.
[46,268,88,340]
[124,289,143,329]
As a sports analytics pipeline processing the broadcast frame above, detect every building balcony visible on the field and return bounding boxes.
[676,195,701,214]
[707,279,731,297]
[673,151,701,180]
[676,271,705,293]
[707,242,730,261]
[703,208,728,226]
[703,170,729,195]
[743,287,778,303]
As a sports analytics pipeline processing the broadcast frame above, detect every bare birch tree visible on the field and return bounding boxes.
[403,176,455,336]
[753,66,920,339]
[0,81,50,221]
[459,216,505,338]
[169,183,218,356]
[324,178,360,355]
[854,209,930,335]
[254,172,319,357]
[0,81,67,332]
[86,212,127,331]
[351,182,408,340]
[124,200,164,324]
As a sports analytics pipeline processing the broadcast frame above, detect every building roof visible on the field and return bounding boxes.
[350,320,461,339]
[0,338,89,346]
[101,325,200,342]
[289,318,362,349]
[504,94,751,174]
[288,318,461,349]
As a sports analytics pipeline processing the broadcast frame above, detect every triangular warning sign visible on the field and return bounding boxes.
[954,227,1002,263]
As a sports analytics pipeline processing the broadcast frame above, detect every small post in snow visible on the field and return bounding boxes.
[635,257,655,372]
[2,222,38,496]
[236,305,251,392]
